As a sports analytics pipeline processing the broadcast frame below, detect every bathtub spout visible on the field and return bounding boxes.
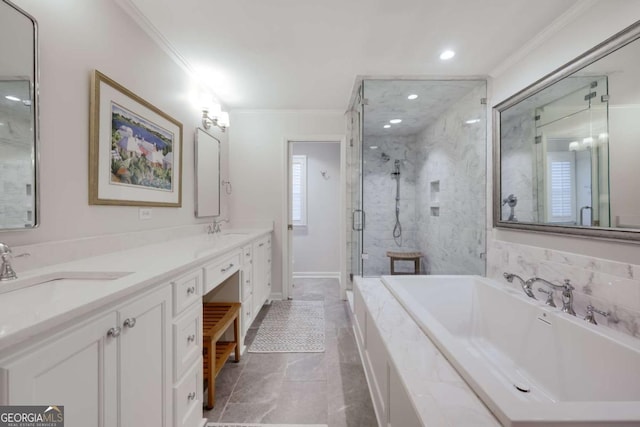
[503,272,536,299]
[525,277,577,316]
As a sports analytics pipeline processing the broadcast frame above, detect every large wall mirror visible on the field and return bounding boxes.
[0,0,38,230]
[194,128,220,218]
[494,20,640,242]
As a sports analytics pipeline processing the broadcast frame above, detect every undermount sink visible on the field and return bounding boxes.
[0,271,133,295]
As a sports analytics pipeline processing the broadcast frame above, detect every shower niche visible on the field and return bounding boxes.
[354,79,487,277]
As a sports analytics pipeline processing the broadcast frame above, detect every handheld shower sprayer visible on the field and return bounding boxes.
[392,160,402,245]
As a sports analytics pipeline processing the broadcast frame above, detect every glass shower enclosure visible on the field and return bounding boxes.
[347,78,488,280]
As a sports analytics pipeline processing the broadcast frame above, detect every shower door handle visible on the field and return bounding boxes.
[352,209,365,231]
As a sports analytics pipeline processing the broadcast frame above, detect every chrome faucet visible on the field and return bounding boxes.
[503,272,536,299]
[525,277,576,316]
[0,243,17,281]
[207,218,229,234]
[584,304,609,325]
[537,287,556,307]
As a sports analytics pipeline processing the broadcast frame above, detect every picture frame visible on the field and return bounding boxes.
[89,70,182,207]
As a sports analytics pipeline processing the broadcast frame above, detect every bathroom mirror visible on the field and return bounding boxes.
[194,128,220,218]
[0,0,38,230]
[494,20,640,242]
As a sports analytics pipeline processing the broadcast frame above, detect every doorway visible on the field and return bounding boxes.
[283,136,346,301]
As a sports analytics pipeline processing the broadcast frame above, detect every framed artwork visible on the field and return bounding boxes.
[89,70,182,207]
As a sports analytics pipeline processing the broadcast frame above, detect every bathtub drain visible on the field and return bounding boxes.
[514,384,531,393]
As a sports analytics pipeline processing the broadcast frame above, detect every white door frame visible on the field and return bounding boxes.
[282,134,347,300]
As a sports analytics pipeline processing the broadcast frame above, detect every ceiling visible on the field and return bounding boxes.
[363,79,484,136]
[124,0,579,111]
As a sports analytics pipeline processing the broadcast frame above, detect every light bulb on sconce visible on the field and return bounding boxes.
[202,103,230,132]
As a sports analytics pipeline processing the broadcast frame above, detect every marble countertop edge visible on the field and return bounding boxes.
[0,228,272,355]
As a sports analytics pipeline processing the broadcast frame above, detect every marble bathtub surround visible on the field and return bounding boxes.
[487,239,640,338]
[354,277,500,426]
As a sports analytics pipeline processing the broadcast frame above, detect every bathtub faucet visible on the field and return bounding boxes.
[525,277,576,316]
[503,272,536,299]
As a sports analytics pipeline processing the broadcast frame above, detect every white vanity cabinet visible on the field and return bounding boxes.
[0,284,172,427]
[240,244,254,337]
[252,235,272,316]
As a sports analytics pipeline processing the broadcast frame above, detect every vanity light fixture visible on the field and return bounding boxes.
[407,94,418,100]
[569,141,580,151]
[440,50,455,60]
[202,106,230,132]
[598,132,608,140]
[5,95,20,102]
[389,119,402,124]
[582,137,593,148]
[383,124,391,129]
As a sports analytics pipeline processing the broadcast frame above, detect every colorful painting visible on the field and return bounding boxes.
[110,103,174,190]
[89,70,182,207]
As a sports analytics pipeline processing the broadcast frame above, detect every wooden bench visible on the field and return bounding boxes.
[202,302,241,409]
[386,251,422,275]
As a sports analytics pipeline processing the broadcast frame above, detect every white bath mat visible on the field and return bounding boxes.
[208,424,328,427]
[248,300,325,353]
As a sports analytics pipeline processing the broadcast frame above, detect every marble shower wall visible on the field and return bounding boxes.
[487,239,640,338]
[362,135,419,276]
[500,110,536,223]
[415,85,486,275]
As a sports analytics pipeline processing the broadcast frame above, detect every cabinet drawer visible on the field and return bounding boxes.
[173,359,202,427]
[173,304,202,380]
[172,270,203,316]
[241,267,253,302]
[241,298,253,337]
[242,244,252,265]
[203,253,241,294]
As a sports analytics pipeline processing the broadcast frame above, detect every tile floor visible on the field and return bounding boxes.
[204,278,377,426]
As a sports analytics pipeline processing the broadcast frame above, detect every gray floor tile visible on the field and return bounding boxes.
[262,380,329,424]
[218,402,276,423]
[285,353,327,381]
[212,278,375,426]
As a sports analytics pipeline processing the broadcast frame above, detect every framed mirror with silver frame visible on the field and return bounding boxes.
[194,128,220,218]
[494,20,640,242]
[0,0,39,230]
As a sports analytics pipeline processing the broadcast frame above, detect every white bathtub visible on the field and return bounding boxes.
[382,275,640,427]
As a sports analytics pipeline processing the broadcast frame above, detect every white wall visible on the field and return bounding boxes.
[1,0,230,256]
[228,110,345,295]
[488,0,640,337]
[291,142,340,275]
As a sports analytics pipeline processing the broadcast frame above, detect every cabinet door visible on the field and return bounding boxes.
[2,312,118,427]
[119,286,172,427]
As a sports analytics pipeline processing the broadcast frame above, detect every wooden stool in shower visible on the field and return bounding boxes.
[386,251,422,275]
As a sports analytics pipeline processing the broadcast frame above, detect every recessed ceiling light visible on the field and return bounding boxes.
[389,119,402,124]
[5,95,20,102]
[465,119,480,124]
[383,124,391,129]
[370,145,378,149]
[407,94,418,100]
[440,50,455,60]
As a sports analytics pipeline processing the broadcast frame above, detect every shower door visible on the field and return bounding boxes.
[347,83,364,284]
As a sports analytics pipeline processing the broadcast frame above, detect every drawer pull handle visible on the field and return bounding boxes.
[245,252,250,256]
[123,318,136,328]
[186,286,196,295]
[258,243,264,247]
[187,391,196,401]
[107,327,121,338]
[221,263,234,273]
[246,312,251,317]
[187,334,196,343]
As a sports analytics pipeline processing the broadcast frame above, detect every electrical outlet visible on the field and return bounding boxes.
[139,208,152,220]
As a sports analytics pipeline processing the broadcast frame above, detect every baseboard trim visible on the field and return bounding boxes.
[293,272,340,279]
[269,292,284,301]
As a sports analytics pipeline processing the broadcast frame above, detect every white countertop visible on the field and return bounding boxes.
[354,277,500,427]
[0,229,271,354]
